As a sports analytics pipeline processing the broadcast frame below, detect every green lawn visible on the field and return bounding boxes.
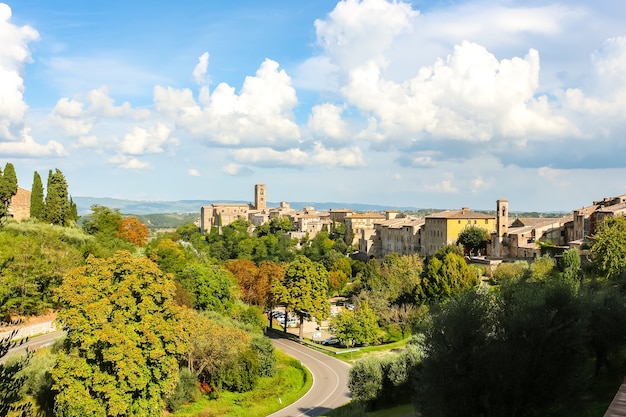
[171,350,312,417]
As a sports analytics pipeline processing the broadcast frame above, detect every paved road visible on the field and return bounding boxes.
[268,332,351,417]
[1,330,65,363]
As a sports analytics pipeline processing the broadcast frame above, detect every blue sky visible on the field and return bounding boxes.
[2,0,626,212]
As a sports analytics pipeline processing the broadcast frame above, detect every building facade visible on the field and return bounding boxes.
[422,208,496,256]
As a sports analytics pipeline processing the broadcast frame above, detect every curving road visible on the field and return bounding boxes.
[1,330,66,363]
[268,332,351,417]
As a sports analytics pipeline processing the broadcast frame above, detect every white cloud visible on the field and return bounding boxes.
[120,123,177,155]
[308,103,349,142]
[155,58,301,148]
[423,179,458,194]
[0,3,39,140]
[193,52,210,85]
[0,128,66,157]
[314,0,417,71]
[107,154,150,170]
[231,142,365,168]
[187,168,200,177]
[222,163,253,176]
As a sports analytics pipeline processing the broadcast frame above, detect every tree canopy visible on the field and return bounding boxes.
[52,251,187,417]
[273,255,330,340]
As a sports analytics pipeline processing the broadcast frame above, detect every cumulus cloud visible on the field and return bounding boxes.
[0,3,39,140]
[314,0,417,70]
[308,103,349,142]
[193,52,210,85]
[0,128,65,157]
[107,154,150,170]
[222,163,254,176]
[155,59,301,148]
[231,142,365,168]
[120,123,178,155]
[187,168,200,177]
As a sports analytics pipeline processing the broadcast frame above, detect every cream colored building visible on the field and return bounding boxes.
[363,213,424,258]
[422,208,496,256]
[345,212,386,247]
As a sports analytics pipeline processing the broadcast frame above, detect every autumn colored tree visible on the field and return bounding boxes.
[52,251,187,417]
[273,255,330,340]
[225,259,259,304]
[117,216,150,247]
[29,171,44,220]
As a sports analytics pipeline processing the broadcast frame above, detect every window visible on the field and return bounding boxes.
[485,219,488,224]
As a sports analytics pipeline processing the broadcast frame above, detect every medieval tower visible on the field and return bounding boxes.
[493,198,509,257]
[255,184,266,210]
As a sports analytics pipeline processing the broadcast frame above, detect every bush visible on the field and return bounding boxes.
[166,368,200,412]
[251,335,276,377]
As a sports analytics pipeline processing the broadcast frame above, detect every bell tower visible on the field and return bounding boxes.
[496,199,509,238]
[255,184,266,210]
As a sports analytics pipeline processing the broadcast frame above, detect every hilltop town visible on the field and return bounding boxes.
[199,183,626,261]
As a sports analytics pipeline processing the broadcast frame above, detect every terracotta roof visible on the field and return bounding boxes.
[346,213,386,219]
[427,209,494,220]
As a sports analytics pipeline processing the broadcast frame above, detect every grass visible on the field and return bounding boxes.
[171,349,312,417]
[323,403,417,417]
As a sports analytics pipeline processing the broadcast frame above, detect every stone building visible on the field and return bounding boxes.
[344,212,386,247]
[200,184,267,232]
[7,187,31,222]
[361,212,424,258]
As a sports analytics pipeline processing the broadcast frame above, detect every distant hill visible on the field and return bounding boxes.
[73,197,422,216]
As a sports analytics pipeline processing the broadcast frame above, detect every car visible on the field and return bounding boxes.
[321,337,340,346]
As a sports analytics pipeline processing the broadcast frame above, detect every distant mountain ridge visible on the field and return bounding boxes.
[73,197,422,216]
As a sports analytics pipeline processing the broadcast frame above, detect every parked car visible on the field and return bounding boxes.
[321,337,340,346]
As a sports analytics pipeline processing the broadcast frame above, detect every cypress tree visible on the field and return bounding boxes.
[30,171,44,219]
[0,163,18,224]
[44,169,70,226]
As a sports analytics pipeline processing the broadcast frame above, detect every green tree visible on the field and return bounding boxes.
[330,301,379,347]
[0,163,18,225]
[421,248,479,300]
[590,216,626,280]
[457,225,490,255]
[52,251,187,417]
[416,283,589,417]
[29,171,44,220]
[44,169,70,226]
[273,255,330,340]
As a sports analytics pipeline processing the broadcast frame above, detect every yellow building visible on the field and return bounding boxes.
[422,207,496,256]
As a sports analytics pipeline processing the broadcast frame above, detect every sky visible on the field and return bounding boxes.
[1,0,626,212]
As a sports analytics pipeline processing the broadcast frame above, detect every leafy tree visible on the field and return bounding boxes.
[273,255,330,340]
[29,171,45,220]
[348,356,385,402]
[330,301,379,347]
[179,308,250,391]
[589,216,626,280]
[177,263,237,314]
[528,256,556,282]
[0,323,32,416]
[52,251,187,417]
[416,283,590,417]
[560,248,581,283]
[82,205,123,238]
[380,253,424,303]
[457,225,490,255]
[117,216,149,247]
[0,231,83,318]
[44,169,70,226]
[491,261,528,285]
[0,163,18,225]
[421,249,479,300]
